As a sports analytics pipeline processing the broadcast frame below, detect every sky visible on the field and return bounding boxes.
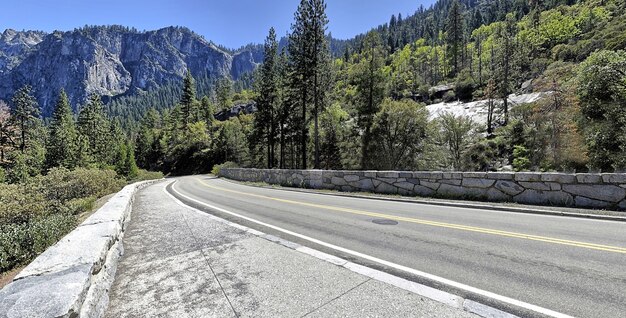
[0,0,436,49]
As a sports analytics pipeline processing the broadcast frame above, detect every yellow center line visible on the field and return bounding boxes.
[195,178,626,254]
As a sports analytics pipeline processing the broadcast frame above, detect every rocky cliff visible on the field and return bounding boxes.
[0,26,261,117]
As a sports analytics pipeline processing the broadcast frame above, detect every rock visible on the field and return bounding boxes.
[521,79,533,92]
[486,188,510,201]
[412,172,442,179]
[462,178,495,188]
[344,175,360,182]
[375,182,397,194]
[601,174,626,184]
[576,174,602,184]
[462,172,487,178]
[413,185,435,196]
[513,190,573,206]
[562,185,626,203]
[0,26,259,117]
[518,182,551,191]
[494,180,524,196]
[341,186,353,192]
[541,173,576,183]
[514,173,542,182]
[394,181,415,191]
[486,172,514,180]
[377,171,399,178]
[356,178,374,191]
[407,178,421,185]
[330,176,347,186]
[442,172,463,179]
[0,265,92,318]
[439,184,487,199]
[439,179,462,186]
[420,181,441,190]
[574,196,611,209]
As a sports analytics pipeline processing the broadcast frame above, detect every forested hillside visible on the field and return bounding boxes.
[125,0,626,175]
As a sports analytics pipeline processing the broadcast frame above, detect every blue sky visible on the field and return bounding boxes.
[1,0,436,49]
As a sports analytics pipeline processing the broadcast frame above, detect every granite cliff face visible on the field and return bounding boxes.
[0,26,261,116]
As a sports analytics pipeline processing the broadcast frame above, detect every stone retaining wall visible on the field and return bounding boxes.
[219,168,626,210]
[0,179,162,318]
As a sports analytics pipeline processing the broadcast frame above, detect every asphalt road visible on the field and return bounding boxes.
[168,176,626,318]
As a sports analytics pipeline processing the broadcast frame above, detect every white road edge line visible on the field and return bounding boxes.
[164,180,574,318]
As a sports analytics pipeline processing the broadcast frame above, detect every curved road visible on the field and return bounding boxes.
[168,176,626,318]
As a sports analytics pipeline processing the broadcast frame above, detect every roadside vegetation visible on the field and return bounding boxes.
[0,89,163,274]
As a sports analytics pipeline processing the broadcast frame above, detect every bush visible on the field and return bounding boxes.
[211,161,238,176]
[0,215,76,272]
[33,168,125,204]
[130,169,164,182]
[0,167,126,273]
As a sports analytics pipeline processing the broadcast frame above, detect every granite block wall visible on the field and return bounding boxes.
[219,168,626,210]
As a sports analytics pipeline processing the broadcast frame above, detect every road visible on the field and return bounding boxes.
[168,176,626,318]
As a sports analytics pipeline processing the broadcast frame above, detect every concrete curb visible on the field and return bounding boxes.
[220,178,626,223]
[165,180,535,318]
[0,179,164,318]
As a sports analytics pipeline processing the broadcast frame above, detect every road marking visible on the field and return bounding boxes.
[196,177,626,254]
[167,180,573,318]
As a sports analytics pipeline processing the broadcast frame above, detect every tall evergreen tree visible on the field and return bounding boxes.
[289,0,313,169]
[310,0,331,169]
[0,100,16,163]
[180,69,196,125]
[353,31,386,169]
[495,13,518,126]
[255,27,279,168]
[78,94,111,165]
[446,0,463,77]
[46,90,78,169]
[11,85,40,153]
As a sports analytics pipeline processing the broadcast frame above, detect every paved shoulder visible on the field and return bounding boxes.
[105,181,477,317]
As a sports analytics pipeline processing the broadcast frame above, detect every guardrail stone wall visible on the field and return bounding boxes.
[0,179,162,318]
[219,168,626,210]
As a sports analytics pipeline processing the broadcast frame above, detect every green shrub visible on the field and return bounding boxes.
[33,167,125,204]
[211,161,238,176]
[0,214,76,272]
[0,183,47,225]
[130,169,164,183]
[513,145,532,171]
[0,167,126,273]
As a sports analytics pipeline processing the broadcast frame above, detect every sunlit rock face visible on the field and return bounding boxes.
[0,26,261,116]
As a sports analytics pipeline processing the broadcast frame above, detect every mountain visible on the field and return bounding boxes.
[0,26,262,117]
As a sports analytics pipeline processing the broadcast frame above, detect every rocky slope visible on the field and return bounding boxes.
[0,26,261,117]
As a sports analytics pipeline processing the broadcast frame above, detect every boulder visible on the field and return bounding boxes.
[562,185,626,203]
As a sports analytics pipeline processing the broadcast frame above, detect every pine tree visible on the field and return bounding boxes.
[495,13,517,126]
[180,69,196,125]
[46,89,78,169]
[310,0,331,169]
[0,100,16,163]
[216,77,233,112]
[446,0,463,77]
[255,27,279,168]
[77,94,111,165]
[11,85,40,153]
[353,31,386,169]
[289,0,313,169]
